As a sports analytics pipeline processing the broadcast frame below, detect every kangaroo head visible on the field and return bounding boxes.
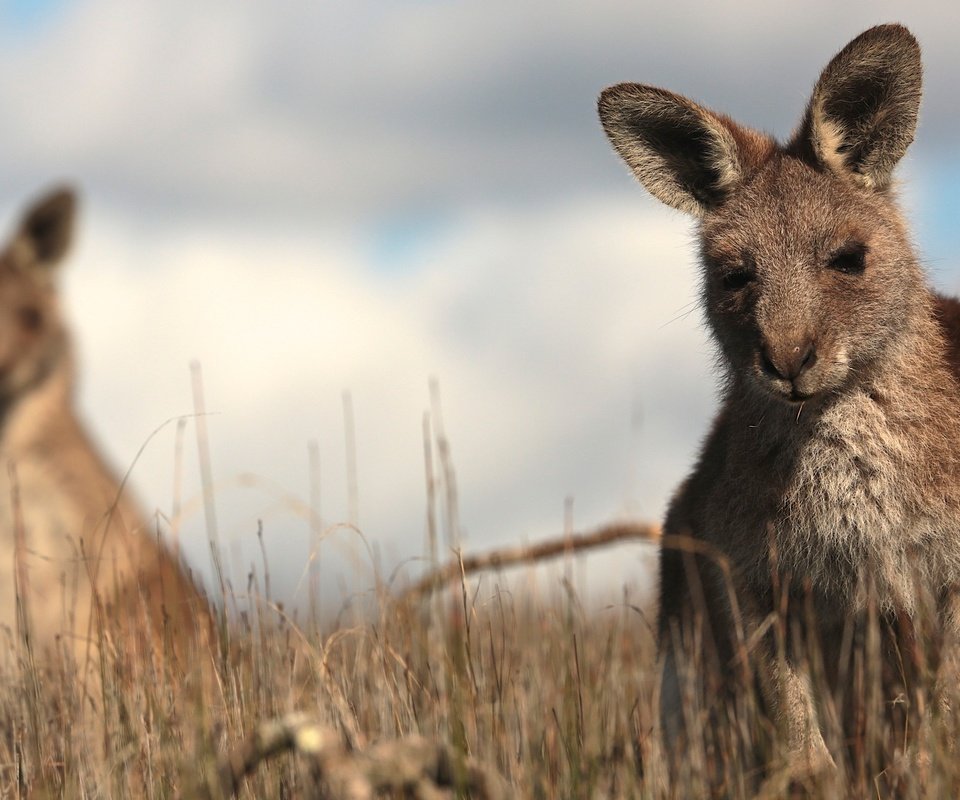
[0,187,75,401]
[598,25,923,405]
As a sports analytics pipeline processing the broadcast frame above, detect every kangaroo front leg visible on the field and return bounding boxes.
[758,650,836,778]
[659,643,683,749]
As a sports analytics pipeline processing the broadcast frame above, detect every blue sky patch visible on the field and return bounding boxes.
[911,158,960,291]
[2,0,68,32]
[368,208,456,274]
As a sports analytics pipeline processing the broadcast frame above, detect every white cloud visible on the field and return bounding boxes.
[0,2,958,219]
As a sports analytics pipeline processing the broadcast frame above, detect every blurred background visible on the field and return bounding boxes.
[1,1,957,613]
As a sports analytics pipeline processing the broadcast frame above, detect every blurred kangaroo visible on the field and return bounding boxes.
[0,187,210,690]
[599,24,960,778]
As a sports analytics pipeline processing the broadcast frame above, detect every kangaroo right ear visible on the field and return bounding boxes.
[793,24,922,189]
[16,186,77,269]
[598,85,762,216]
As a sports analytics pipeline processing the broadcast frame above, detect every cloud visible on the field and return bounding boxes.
[0,2,958,221]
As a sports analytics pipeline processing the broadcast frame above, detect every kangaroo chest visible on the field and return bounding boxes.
[0,455,91,617]
[733,395,956,614]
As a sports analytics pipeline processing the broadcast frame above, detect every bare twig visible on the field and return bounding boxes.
[402,521,661,600]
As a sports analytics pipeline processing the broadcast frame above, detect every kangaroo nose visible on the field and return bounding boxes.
[760,340,817,381]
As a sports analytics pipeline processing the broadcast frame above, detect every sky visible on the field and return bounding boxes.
[0,1,958,612]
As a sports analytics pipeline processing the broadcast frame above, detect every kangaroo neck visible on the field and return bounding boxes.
[0,349,77,457]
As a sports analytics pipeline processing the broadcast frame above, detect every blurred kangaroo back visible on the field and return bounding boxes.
[0,188,211,690]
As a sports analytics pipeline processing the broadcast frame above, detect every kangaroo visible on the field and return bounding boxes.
[599,24,960,781]
[0,187,210,692]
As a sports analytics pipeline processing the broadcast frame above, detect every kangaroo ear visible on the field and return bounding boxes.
[794,24,921,189]
[16,186,77,269]
[598,84,764,216]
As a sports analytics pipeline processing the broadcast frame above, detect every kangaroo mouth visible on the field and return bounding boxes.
[753,355,836,406]
[755,374,820,405]
[771,381,836,410]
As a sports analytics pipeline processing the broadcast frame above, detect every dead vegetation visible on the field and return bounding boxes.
[3,515,960,797]
[0,520,658,799]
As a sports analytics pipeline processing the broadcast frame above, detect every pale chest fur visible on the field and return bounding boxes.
[757,391,960,614]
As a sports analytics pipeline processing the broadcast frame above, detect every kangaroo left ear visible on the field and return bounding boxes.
[598,83,775,217]
[18,186,77,268]
[792,24,922,190]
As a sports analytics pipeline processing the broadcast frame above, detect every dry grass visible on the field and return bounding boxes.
[655,592,960,800]
[5,534,960,798]
[0,542,659,798]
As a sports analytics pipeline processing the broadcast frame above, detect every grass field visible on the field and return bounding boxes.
[5,536,960,799]
[0,540,659,798]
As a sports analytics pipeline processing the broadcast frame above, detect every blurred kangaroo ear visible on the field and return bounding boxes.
[598,84,767,216]
[17,186,77,268]
[794,24,921,189]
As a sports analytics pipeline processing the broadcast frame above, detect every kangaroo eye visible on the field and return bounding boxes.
[722,269,755,291]
[18,307,42,331]
[827,243,867,275]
